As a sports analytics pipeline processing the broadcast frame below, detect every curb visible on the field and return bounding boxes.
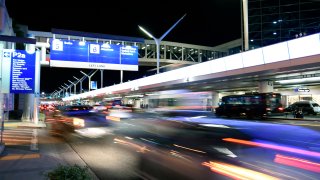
[17,121,47,128]
[268,117,320,122]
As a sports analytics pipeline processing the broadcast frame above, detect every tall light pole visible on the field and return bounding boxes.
[80,70,98,92]
[68,80,77,95]
[50,90,57,98]
[61,85,68,97]
[100,69,104,88]
[58,88,63,98]
[242,0,249,51]
[138,14,186,74]
[64,83,72,96]
[73,76,83,93]
[55,89,61,98]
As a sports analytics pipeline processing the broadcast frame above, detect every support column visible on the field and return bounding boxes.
[242,0,249,51]
[281,95,288,108]
[122,97,129,105]
[41,46,46,64]
[21,94,34,121]
[0,43,5,132]
[22,34,36,122]
[134,99,141,109]
[32,50,41,124]
[211,91,220,111]
[100,69,104,88]
[143,97,148,109]
[259,81,274,93]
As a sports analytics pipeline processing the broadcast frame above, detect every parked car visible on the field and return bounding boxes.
[285,101,320,115]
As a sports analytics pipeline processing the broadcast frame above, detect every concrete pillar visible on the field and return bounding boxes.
[143,97,148,108]
[281,95,288,108]
[41,46,46,64]
[122,97,129,105]
[242,0,249,51]
[0,42,8,126]
[32,50,41,124]
[259,81,274,93]
[21,94,34,121]
[0,93,4,121]
[134,99,141,109]
[22,34,36,122]
[212,91,220,110]
[0,43,5,124]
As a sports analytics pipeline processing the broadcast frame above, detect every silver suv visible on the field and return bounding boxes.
[286,101,320,115]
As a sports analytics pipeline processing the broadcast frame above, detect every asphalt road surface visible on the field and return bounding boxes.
[47,110,320,180]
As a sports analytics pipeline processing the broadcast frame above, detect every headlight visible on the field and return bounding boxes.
[73,118,85,127]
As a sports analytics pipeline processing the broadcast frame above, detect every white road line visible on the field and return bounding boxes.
[30,129,38,151]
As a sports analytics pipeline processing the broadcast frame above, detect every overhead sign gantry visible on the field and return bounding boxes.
[49,28,143,71]
[50,39,139,71]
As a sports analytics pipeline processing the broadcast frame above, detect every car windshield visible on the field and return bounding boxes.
[312,103,319,107]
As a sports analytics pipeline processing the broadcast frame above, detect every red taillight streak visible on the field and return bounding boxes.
[223,138,320,158]
[274,154,320,173]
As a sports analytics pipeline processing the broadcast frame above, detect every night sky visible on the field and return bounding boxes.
[6,0,241,93]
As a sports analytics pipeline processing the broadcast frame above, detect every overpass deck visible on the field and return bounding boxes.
[62,32,320,101]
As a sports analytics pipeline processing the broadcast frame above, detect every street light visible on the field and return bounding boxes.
[58,87,64,98]
[64,83,72,96]
[68,80,77,95]
[73,76,83,93]
[50,90,57,97]
[138,14,186,74]
[80,70,98,92]
[61,85,68,97]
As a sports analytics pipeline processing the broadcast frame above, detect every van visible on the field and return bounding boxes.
[286,101,320,115]
[215,93,284,119]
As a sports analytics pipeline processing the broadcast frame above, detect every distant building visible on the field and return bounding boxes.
[248,0,320,49]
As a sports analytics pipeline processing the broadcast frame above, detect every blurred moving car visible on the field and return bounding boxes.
[40,104,55,111]
[106,106,133,121]
[51,105,109,138]
[285,101,320,115]
[92,104,107,112]
[49,105,101,134]
[61,105,93,115]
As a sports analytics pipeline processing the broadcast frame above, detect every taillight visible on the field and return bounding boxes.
[278,107,284,111]
[266,108,271,111]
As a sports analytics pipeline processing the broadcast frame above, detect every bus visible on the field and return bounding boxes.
[147,90,212,112]
[215,92,284,119]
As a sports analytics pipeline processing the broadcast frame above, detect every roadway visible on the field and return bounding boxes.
[46,110,320,179]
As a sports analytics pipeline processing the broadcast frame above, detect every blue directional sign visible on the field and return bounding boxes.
[90,81,97,90]
[50,39,138,71]
[9,50,36,93]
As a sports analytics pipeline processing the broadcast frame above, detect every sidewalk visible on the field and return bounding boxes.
[0,119,99,180]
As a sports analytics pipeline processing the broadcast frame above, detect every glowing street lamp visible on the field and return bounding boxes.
[138,14,186,74]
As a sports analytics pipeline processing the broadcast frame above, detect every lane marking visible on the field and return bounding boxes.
[30,129,38,150]
[0,153,40,161]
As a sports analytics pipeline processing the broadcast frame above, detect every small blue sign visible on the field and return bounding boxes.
[10,50,36,93]
[50,39,138,71]
[90,81,97,90]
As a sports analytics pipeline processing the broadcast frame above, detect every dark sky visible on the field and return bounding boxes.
[6,0,241,93]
